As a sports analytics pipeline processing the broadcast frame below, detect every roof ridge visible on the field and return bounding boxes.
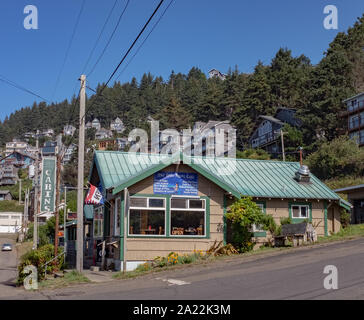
[95,150,299,165]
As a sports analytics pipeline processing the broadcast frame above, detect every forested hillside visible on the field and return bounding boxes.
[1,15,364,154]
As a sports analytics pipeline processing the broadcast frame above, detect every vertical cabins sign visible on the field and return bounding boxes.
[40,157,56,213]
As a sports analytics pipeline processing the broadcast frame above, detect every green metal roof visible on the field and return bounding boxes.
[91,151,343,202]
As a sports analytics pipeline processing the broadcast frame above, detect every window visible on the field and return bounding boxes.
[291,205,309,219]
[114,197,121,236]
[170,198,206,237]
[93,206,104,238]
[129,197,166,236]
[252,203,265,233]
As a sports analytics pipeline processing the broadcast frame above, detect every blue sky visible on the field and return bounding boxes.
[1,0,364,120]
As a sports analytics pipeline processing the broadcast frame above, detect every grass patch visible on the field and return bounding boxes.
[324,176,364,200]
[317,224,364,243]
[16,241,33,258]
[0,200,24,212]
[39,271,90,289]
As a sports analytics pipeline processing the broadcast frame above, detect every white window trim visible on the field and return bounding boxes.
[252,203,265,233]
[114,197,121,236]
[169,198,206,237]
[128,196,167,237]
[93,206,104,238]
[291,204,309,219]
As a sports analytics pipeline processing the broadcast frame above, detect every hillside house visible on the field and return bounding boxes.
[5,139,29,156]
[87,151,349,271]
[341,92,364,147]
[110,117,125,133]
[41,141,58,156]
[95,128,113,140]
[0,165,17,186]
[98,139,116,151]
[249,108,301,156]
[0,190,12,201]
[92,118,101,131]
[0,151,35,169]
[64,125,76,136]
[208,69,226,80]
[63,144,77,163]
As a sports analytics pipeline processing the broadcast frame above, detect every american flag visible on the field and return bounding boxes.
[85,183,104,205]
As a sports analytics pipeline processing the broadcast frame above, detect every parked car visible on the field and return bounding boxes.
[1,243,12,251]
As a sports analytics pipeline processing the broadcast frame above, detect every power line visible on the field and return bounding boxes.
[87,0,130,77]
[81,0,119,74]
[103,0,165,88]
[84,0,166,120]
[0,75,50,103]
[115,0,175,81]
[52,0,86,102]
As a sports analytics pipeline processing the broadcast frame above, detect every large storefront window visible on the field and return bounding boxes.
[129,197,166,236]
[170,198,206,236]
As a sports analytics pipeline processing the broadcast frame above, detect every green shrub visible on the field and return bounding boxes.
[340,209,351,228]
[226,197,267,253]
[17,244,64,286]
[280,217,292,225]
[135,263,152,272]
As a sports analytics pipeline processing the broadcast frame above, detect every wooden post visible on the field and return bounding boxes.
[280,130,285,162]
[33,133,39,250]
[76,75,86,273]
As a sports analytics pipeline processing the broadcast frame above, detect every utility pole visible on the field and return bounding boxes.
[18,179,22,205]
[54,152,61,258]
[280,130,286,162]
[64,186,67,256]
[299,147,303,166]
[33,132,39,250]
[76,74,86,273]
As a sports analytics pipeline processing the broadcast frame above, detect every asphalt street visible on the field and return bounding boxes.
[0,234,18,298]
[3,238,364,300]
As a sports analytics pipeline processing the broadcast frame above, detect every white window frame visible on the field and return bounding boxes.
[93,206,104,238]
[114,197,121,236]
[252,203,265,233]
[291,204,309,219]
[169,198,206,237]
[128,196,167,237]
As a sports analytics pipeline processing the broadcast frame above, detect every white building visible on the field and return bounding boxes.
[63,125,76,136]
[92,118,101,131]
[0,212,22,233]
[95,128,113,140]
[208,69,226,80]
[5,139,29,156]
[41,129,54,138]
[110,117,125,133]
[62,143,77,163]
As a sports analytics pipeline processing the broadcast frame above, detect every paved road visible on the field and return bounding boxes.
[4,238,364,300]
[0,234,18,298]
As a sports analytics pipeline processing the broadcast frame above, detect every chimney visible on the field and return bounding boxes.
[295,165,311,183]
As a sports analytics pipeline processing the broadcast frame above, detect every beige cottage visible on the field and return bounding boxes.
[88,151,350,271]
